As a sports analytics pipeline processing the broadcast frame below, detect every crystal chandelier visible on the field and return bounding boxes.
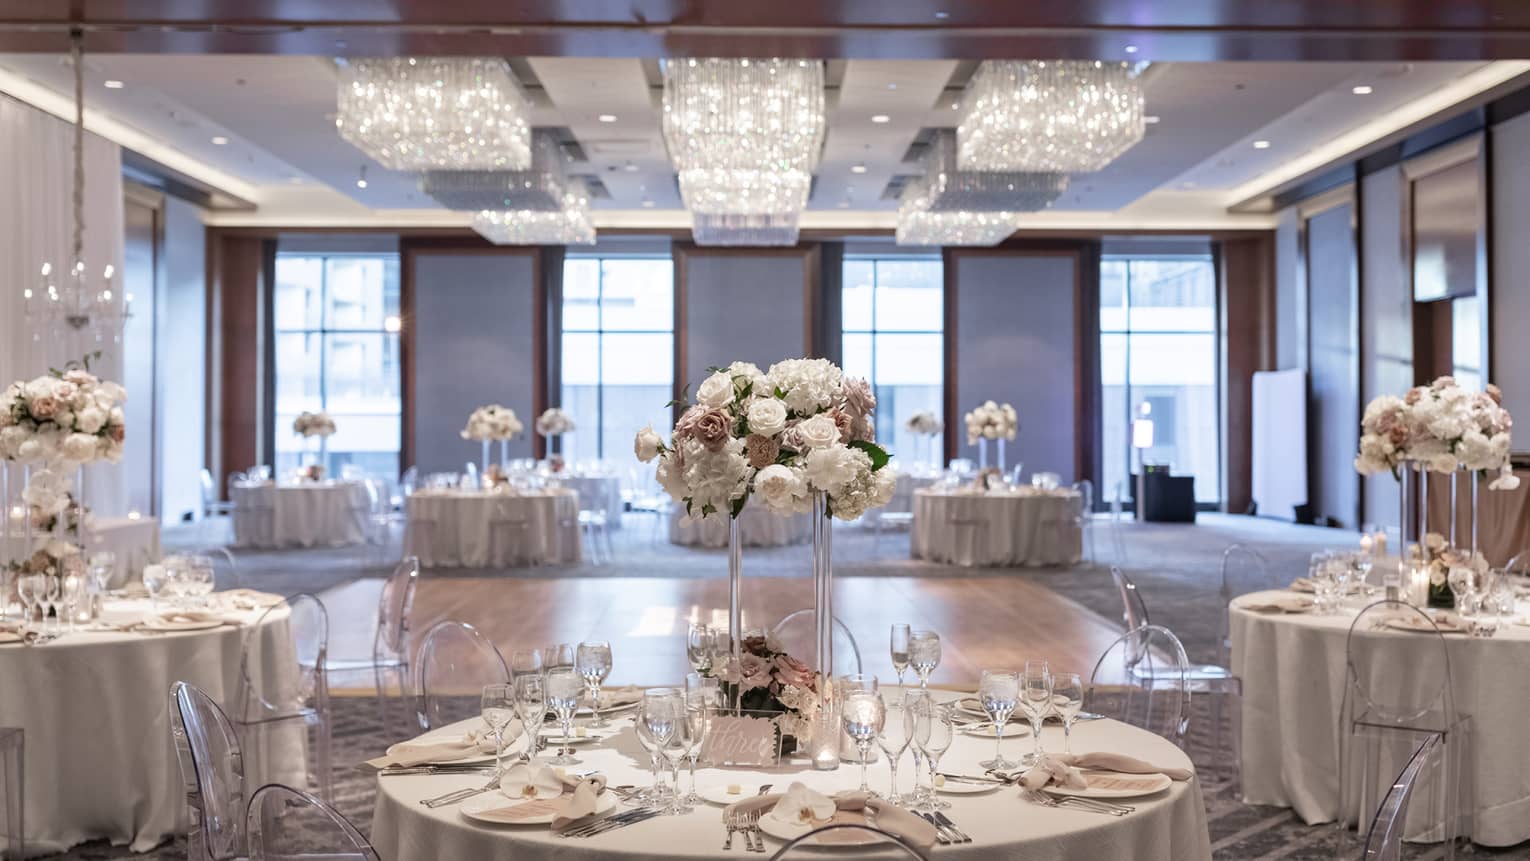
[336,57,531,171]
[958,60,1145,173]
[895,172,1019,247]
[471,184,596,246]
[911,130,1068,212]
[23,29,128,341]
[691,212,800,247]
[421,130,573,212]
[662,58,825,223]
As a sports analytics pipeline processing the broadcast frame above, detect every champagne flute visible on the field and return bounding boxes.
[683,681,719,804]
[842,690,886,795]
[481,683,516,779]
[913,698,955,811]
[889,623,912,688]
[576,641,613,727]
[637,688,681,806]
[686,623,714,674]
[544,667,584,765]
[1019,660,1053,766]
[909,630,941,688]
[664,705,694,814]
[512,673,546,762]
[1051,672,1084,756]
[877,691,915,804]
[977,669,1020,770]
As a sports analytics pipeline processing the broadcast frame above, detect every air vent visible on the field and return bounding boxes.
[571,175,612,200]
[882,175,921,201]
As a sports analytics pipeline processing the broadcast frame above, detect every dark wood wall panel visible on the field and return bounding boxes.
[206,231,267,496]
[1219,235,1276,514]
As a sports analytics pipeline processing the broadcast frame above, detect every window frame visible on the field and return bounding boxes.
[841,255,946,460]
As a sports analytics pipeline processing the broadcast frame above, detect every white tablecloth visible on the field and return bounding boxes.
[371,692,1210,861]
[1231,590,1530,846]
[910,489,1083,567]
[668,506,811,548]
[0,516,160,589]
[0,598,297,854]
[404,490,582,567]
[230,481,368,549]
[556,474,624,528]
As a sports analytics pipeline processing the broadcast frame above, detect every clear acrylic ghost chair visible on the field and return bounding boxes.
[1361,733,1444,861]
[1085,624,1192,744]
[178,545,239,590]
[415,620,510,731]
[1072,479,1096,562]
[768,823,929,860]
[1342,601,1468,858]
[326,557,419,740]
[462,462,479,489]
[233,594,333,803]
[396,466,418,507]
[769,609,863,677]
[246,783,379,861]
[1503,551,1530,590]
[0,727,20,861]
[170,681,246,861]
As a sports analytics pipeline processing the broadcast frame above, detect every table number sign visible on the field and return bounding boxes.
[700,713,780,767]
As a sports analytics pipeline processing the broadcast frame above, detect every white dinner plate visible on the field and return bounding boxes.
[460,789,616,825]
[934,777,1002,795]
[756,810,884,845]
[959,723,1029,739]
[540,724,619,745]
[1384,615,1466,634]
[140,613,226,632]
[699,784,767,806]
[1047,771,1173,799]
[0,631,21,645]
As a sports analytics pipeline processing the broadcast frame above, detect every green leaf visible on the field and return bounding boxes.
[849,440,891,472]
[730,490,751,519]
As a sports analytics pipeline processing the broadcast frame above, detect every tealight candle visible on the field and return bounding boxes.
[127,510,142,521]
[1359,534,1373,555]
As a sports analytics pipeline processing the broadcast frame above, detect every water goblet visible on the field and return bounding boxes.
[889,623,912,687]
[544,667,584,765]
[576,641,613,727]
[977,669,1020,771]
[481,683,516,779]
[512,673,546,761]
[686,623,714,674]
[1051,672,1085,756]
[635,688,682,805]
[15,574,42,636]
[141,563,169,611]
[543,643,576,672]
[1448,566,1475,610]
[843,690,886,795]
[1018,661,1054,766]
[909,631,941,688]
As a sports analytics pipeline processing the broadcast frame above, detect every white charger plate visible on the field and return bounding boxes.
[140,613,225,632]
[1047,771,1172,799]
[756,811,884,845]
[460,790,616,825]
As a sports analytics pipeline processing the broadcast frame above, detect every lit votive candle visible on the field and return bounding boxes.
[127,510,142,521]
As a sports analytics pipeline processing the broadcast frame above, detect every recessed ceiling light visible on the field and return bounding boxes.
[1252,140,1271,149]
[598,114,618,123]
[1352,85,1374,95]
[1125,45,1139,54]
[933,10,949,18]
[356,165,368,189]
[850,164,868,174]
[1143,115,1161,124]
[641,199,655,208]
[623,161,640,172]
[871,114,891,124]
[210,136,229,145]
[103,80,124,89]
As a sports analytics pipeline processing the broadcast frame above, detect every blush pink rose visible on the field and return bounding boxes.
[29,396,58,419]
[744,433,780,469]
[774,653,814,688]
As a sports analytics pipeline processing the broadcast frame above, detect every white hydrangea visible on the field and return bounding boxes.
[765,358,843,415]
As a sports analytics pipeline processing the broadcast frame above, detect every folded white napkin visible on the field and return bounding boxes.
[771,781,837,825]
[500,763,564,800]
[726,789,938,850]
[366,724,516,769]
[1239,595,1313,614]
[1019,756,1088,790]
[1022,751,1194,789]
[549,773,609,831]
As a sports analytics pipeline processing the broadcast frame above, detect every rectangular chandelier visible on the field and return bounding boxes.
[336,57,532,171]
[910,130,1068,213]
[691,212,800,247]
[421,130,572,212]
[471,185,596,246]
[958,60,1145,174]
[895,171,1018,246]
[662,58,825,217]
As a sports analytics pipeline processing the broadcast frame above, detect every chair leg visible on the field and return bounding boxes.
[315,714,334,803]
[373,662,390,739]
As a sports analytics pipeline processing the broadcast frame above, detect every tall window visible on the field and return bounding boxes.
[273,254,401,478]
[1100,256,1220,505]
[841,257,944,468]
[561,257,675,461]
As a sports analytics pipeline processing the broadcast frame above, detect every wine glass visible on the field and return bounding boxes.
[141,564,169,611]
[41,574,62,635]
[686,623,714,674]
[1448,566,1475,610]
[87,551,116,596]
[576,641,613,727]
[481,683,516,779]
[1051,672,1084,756]
[510,648,544,679]
[512,673,546,761]
[683,681,720,805]
[842,689,886,795]
[977,669,1020,771]
[544,667,584,765]
[15,574,42,636]
[877,691,915,804]
[636,688,682,805]
[889,623,912,688]
[664,703,694,814]
[183,556,216,607]
[912,697,955,811]
[909,630,941,688]
[1018,661,1054,766]
[543,643,575,672]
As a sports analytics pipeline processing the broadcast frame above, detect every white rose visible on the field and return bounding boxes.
[873,468,898,506]
[17,429,58,464]
[97,381,127,405]
[755,463,808,513]
[1425,451,1458,474]
[0,426,27,458]
[76,405,106,434]
[746,398,789,438]
[793,414,840,451]
[655,450,690,501]
[634,425,664,463]
[696,372,735,409]
[803,445,869,497]
[61,432,100,463]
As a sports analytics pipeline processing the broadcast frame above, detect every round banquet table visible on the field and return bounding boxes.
[668,505,811,548]
[910,488,1082,567]
[230,479,369,549]
[1231,589,1530,846]
[404,489,582,567]
[0,596,299,854]
[371,691,1210,861]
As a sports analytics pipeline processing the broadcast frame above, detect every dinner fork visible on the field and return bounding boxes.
[421,775,501,808]
[933,810,972,843]
[746,809,767,852]
[917,812,954,844]
[723,810,739,851]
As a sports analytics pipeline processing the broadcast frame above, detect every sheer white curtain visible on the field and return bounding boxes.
[0,93,128,513]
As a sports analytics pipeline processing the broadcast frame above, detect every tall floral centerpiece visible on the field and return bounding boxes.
[292,411,336,480]
[635,358,894,709]
[904,410,943,474]
[964,400,1017,472]
[535,407,576,469]
[462,404,524,477]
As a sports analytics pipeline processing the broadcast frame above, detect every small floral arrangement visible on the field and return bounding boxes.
[4,539,85,580]
[904,410,943,436]
[535,407,576,437]
[713,632,822,746]
[1418,532,1490,608]
[292,411,336,438]
[964,400,1017,446]
[461,404,524,441]
[1354,377,1516,490]
[0,359,127,466]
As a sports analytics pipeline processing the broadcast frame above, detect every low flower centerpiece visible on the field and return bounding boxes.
[714,631,823,755]
[1355,376,1515,607]
[964,400,1017,472]
[535,407,576,471]
[462,404,524,478]
[292,410,336,480]
[904,409,943,474]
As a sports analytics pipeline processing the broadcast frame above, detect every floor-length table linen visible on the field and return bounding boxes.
[371,699,1209,861]
[556,474,624,528]
[0,600,298,853]
[911,488,1082,567]
[230,480,369,549]
[668,505,811,548]
[404,489,581,567]
[1231,589,1530,846]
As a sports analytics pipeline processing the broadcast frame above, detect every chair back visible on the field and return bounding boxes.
[1111,566,1150,634]
[769,609,863,677]
[768,823,929,860]
[1074,478,1094,513]
[415,621,510,730]
[237,594,330,723]
[1346,601,1456,726]
[170,682,246,861]
[377,557,420,662]
[1360,733,1444,860]
[199,468,219,507]
[1086,624,1191,743]
[246,783,379,860]
[185,545,238,590]
[1505,550,1530,578]
[1219,544,1271,602]
[398,466,419,501]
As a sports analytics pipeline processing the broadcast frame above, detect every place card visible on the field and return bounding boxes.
[701,713,779,767]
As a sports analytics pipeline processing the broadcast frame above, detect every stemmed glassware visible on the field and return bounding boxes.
[877,691,914,804]
[1019,660,1053,766]
[1448,566,1475,611]
[15,574,42,637]
[1051,672,1084,756]
[576,641,613,727]
[543,643,576,673]
[842,686,886,796]
[909,631,941,689]
[686,623,714,674]
[142,564,169,611]
[682,678,720,806]
[889,623,912,687]
[635,688,682,807]
[977,669,1020,771]
[512,672,546,762]
[544,667,584,765]
[912,697,954,811]
[480,683,516,779]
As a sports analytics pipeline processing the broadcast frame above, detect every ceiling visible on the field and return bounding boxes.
[0,53,1515,230]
